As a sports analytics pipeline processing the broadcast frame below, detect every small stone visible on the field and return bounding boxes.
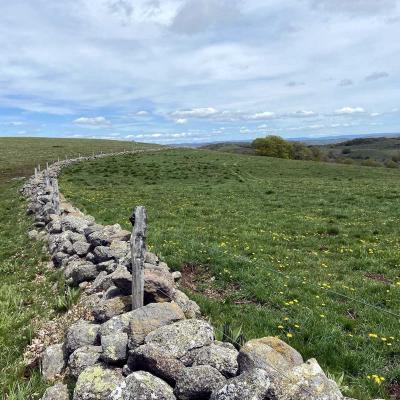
[128,302,185,349]
[275,358,343,400]
[101,332,128,364]
[73,241,91,256]
[210,368,272,400]
[174,365,226,400]
[68,345,102,379]
[172,290,201,319]
[41,383,69,400]
[65,320,100,356]
[62,215,90,234]
[64,260,99,286]
[93,246,115,263]
[193,342,238,377]
[128,343,185,385]
[172,271,182,282]
[110,370,176,400]
[73,364,124,400]
[238,337,303,380]
[92,295,132,323]
[41,343,65,380]
[145,319,214,360]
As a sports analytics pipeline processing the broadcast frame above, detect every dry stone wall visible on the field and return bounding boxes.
[21,151,365,400]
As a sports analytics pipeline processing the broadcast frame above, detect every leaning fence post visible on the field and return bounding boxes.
[130,206,147,309]
[52,178,60,215]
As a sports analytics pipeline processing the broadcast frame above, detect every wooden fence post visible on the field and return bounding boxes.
[130,206,147,309]
[52,178,60,215]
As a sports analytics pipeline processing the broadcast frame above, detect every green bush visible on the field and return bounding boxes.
[251,136,321,161]
[361,159,382,167]
[385,160,398,169]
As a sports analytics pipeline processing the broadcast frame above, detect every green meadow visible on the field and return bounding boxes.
[60,148,400,399]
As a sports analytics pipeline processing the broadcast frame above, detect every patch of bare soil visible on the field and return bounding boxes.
[364,272,392,285]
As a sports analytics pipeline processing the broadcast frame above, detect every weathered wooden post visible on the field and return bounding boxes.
[34,167,38,178]
[51,178,60,215]
[130,206,147,309]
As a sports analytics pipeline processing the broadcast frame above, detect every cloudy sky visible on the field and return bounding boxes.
[1,0,399,144]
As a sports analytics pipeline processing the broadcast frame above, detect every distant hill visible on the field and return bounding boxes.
[199,134,400,167]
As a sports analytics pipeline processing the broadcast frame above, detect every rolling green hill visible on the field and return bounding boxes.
[60,148,400,399]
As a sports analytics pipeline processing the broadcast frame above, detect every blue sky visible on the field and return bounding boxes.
[1,0,399,144]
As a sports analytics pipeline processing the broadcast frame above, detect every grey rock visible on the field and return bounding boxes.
[144,269,176,303]
[87,231,111,247]
[88,271,114,294]
[93,246,115,263]
[110,370,176,400]
[73,364,124,400]
[73,241,92,256]
[28,229,39,240]
[104,286,124,299]
[210,368,272,400]
[62,215,89,233]
[97,260,117,274]
[111,265,131,293]
[65,320,100,356]
[64,260,99,286]
[174,365,226,400]
[109,240,129,260]
[100,302,184,341]
[128,302,185,349]
[172,290,201,319]
[41,343,65,380]
[144,251,159,265]
[93,296,132,323]
[68,345,102,379]
[145,319,214,360]
[41,383,69,400]
[101,332,128,364]
[128,343,185,385]
[172,271,182,282]
[193,343,238,377]
[70,232,87,243]
[238,337,303,381]
[86,252,95,263]
[47,219,62,234]
[275,358,343,400]
[52,251,69,268]
[109,229,131,242]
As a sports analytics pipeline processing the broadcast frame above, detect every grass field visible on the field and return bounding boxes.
[0,137,158,399]
[60,149,400,399]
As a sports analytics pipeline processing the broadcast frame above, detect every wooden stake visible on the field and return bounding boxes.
[130,206,147,309]
[52,178,60,215]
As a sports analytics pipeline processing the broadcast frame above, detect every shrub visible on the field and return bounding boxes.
[361,159,382,167]
[385,160,398,169]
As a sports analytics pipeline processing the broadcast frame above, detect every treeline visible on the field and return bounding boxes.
[251,135,322,161]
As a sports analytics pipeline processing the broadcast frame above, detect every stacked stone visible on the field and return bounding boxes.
[22,153,362,400]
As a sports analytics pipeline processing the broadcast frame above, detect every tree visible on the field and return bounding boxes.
[251,136,292,159]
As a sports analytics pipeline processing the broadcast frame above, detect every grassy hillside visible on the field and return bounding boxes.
[203,136,400,168]
[0,137,158,399]
[323,137,400,165]
[61,149,400,399]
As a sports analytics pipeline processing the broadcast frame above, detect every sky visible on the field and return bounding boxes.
[0,0,399,144]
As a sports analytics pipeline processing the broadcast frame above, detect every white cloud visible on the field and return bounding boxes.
[73,116,112,126]
[136,110,149,116]
[287,110,316,118]
[172,107,218,118]
[248,111,276,120]
[175,118,188,124]
[334,107,366,115]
